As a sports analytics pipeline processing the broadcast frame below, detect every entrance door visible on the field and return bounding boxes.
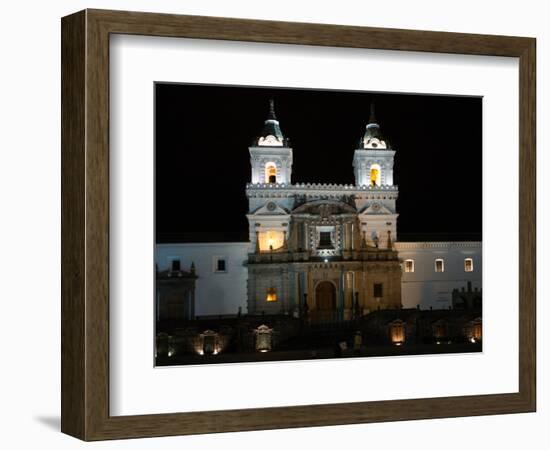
[314,281,337,323]
[316,281,336,310]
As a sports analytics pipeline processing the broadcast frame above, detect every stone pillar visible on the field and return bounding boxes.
[307,268,313,310]
[295,220,301,251]
[338,269,345,319]
[293,271,299,311]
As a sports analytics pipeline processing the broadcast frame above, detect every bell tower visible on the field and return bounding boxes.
[249,99,293,185]
[353,102,395,187]
[246,100,293,253]
[352,103,399,248]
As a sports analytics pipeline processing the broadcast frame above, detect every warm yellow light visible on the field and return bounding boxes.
[370,164,381,186]
[390,320,405,345]
[471,319,482,341]
[258,230,284,251]
[265,164,278,183]
[266,287,277,302]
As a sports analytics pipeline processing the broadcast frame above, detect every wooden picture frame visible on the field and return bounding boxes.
[61,9,536,441]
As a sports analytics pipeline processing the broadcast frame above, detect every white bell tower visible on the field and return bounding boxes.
[353,103,395,187]
[352,103,399,248]
[249,99,293,185]
[246,100,293,252]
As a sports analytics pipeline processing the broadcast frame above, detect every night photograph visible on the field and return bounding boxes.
[154,83,482,366]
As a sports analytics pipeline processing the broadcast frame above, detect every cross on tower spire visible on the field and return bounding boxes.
[255,98,286,147]
[369,101,377,124]
[267,98,277,121]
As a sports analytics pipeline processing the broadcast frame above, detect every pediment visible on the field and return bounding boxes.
[251,201,289,216]
[361,202,393,215]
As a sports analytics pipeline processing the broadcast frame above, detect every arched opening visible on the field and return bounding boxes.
[265,163,277,183]
[315,281,336,310]
[389,319,406,345]
[312,281,337,323]
[369,164,381,186]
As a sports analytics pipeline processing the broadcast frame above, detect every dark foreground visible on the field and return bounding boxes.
[156,341,482,366]
[155,308,482,367]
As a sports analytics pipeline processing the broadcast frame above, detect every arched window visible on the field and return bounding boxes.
[265,163,277,183]
[369,164,381,186]
[435,258,445,273]
[464,258,474,272]
[404,259,415,273]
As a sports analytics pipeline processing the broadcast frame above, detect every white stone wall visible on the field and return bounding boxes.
[155,241,481,315]
[155,243,249,316]
[394,242,482,310]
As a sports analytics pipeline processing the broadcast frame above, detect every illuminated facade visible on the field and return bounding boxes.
[246,101,402,318]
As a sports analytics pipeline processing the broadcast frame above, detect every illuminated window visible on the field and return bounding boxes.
[266,287,278,302]
[464,258,474,272]
[373,283,383,298]
[435,259,445,273]
[258,230,285,251]
[370,164,381,186]
[404,259,414,273]
[265,163,277,183]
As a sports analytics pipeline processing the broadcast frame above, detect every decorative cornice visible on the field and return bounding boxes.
[246,182,398,197]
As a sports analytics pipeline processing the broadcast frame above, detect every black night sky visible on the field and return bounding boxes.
[155,83,482,243]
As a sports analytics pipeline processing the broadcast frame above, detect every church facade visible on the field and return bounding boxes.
[155,101,481,318]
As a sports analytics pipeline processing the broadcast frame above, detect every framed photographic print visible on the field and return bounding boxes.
[61,9,536,441]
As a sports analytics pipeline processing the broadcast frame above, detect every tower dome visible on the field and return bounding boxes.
[255,99,287,147]
[361,102,389,149]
